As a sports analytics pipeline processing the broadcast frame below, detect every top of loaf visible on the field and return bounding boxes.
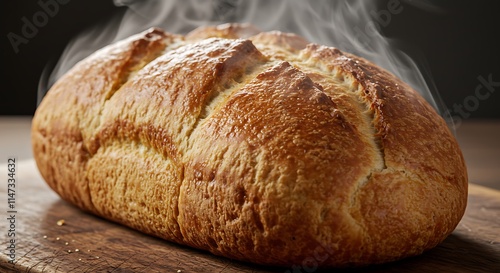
[32,23,468,267]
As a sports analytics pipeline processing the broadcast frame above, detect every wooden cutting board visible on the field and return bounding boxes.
[1,160,499,272]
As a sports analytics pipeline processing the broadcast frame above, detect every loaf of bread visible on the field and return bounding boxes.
[32,23,468,267]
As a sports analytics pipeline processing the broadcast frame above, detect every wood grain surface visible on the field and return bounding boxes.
[0,159,499,273]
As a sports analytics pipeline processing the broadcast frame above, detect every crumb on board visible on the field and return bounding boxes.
[65,242,69,245]
[177,270,182,273]
[43,235,47,239]
[56,237,60,241]
[75,249,79,252]
[68,250,72,253]
[57,219,65,226]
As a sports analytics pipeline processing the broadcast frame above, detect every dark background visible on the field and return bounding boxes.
[1,0,499,119]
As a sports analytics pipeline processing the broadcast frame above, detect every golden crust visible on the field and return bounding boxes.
[32,24,467,267]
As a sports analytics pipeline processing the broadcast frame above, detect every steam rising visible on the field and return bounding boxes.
[39,0,450,124]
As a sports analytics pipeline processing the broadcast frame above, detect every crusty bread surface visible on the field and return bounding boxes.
[32,23,468,267]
